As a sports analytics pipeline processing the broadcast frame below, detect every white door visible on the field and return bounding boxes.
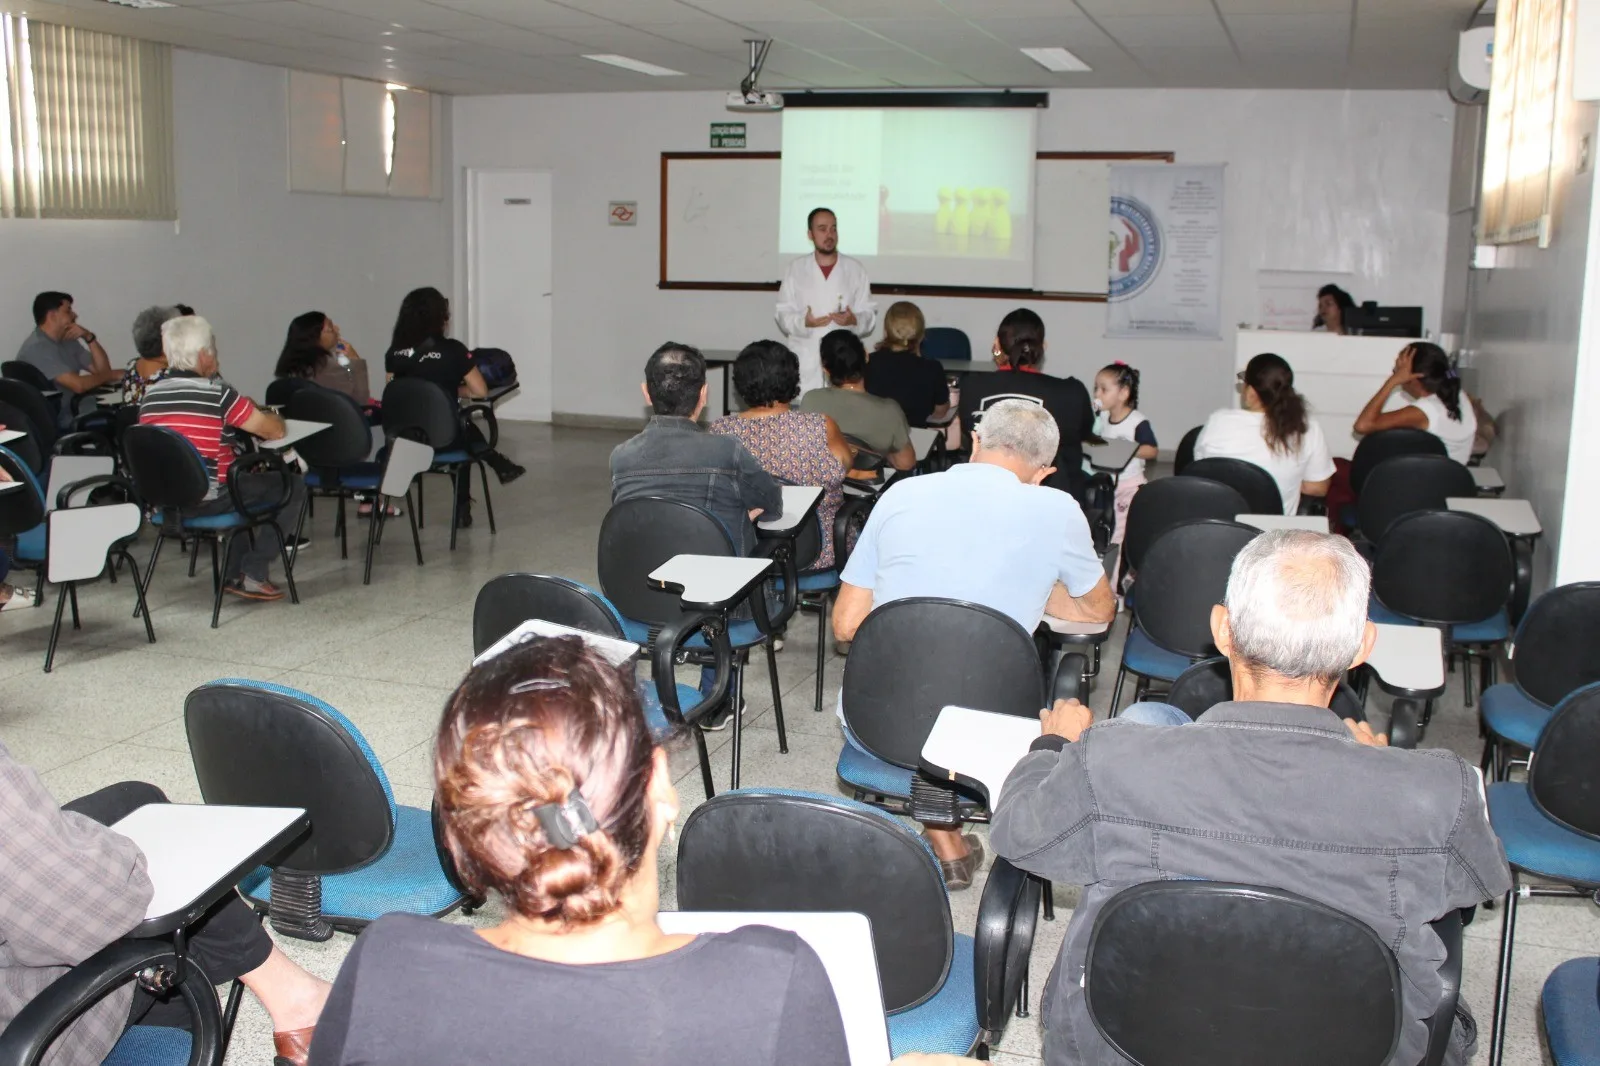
[466,169,553,422]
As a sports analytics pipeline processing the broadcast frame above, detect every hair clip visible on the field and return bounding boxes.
[510,677,570,695]
[1113,360,1127,367]
[1445,368,1460,380]
[529,789,599,849]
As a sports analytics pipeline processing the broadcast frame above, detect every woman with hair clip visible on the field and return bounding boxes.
[865,300,950,427]
[1195,352,1335,514]
[308,636,850,1066]
[1352,342,1477,464]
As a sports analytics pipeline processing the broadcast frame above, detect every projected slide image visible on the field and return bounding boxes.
[779,109,1037,287]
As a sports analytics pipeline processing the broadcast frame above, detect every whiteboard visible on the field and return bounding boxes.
[660,152,1168,297]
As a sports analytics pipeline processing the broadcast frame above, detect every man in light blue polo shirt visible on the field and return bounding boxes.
[834,398,1115,885]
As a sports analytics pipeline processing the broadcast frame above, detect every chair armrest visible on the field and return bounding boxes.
[653,611,733,726]
[460,403,499,453]
[750,543,799,634]
[225,451,293,517]
[1420,910,1464,1066]
[53,431,114,458]
[0,940,223,1066]
[831,496,873,572]
[1051,653,1090,706]
[55,474,138,511]
[1297,496,1328,517]
[973,857,1043,1039]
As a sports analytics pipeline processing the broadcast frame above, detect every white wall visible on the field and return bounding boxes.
[453,88,1455,439]
[0,49,452,402]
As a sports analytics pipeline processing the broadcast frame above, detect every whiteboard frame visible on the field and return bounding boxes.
[658,150,1173,302]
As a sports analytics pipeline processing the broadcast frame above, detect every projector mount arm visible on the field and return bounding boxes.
[741,39,773,97]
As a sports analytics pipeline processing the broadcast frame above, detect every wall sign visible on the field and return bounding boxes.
[1106,164,1225,339]
[710,122,746,148]
[608,201,637,226]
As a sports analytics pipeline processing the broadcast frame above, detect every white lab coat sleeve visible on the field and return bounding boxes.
[775,264,812,341]
[848,263,878,337]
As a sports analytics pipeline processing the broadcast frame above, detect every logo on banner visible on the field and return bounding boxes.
[1108,196,1162,301]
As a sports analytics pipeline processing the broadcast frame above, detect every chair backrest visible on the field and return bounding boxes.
[381,377,459,448]
[1528,682,1600,840]
[676,789,954,1014]
[0,380,59,455]
[184,680,396,875]
[0,403,45,474]
[920,327,971,363]
[1165,656,1366,723]
[1173,425,1202,476]
[472,574,626,655]
[1372,510,1513,625]
[121,424,212,510]
[0,447,45,539]
[1508,582,1600,708]
[264,377,312,409]
[843,597,1044,769]
[1133,520,1258,659]
[1085,881,1400,1066]
[1123,476,1249,574]
[1350,428,1446,495]
[1,360,55,393]
[1181,457,1283,515]
[1356,455,1477,543]
[285,385,373,469]
[597,497,738,627]
[46,502,140,583]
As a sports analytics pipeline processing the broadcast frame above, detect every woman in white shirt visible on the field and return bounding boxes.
[1352,342,1477,464]
[1194,353,1335,515]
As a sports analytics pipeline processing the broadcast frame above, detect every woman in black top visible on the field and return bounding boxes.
[383,287,524,523]
[307,637,850,1066]
[866,300,950,427]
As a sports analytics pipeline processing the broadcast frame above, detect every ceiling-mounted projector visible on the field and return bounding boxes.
[728,39,781,112]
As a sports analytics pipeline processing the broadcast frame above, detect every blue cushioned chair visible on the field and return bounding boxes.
[1542,957,1600,1065]
[920,327,971,364]
[676,789,1039,1058]
[1477,582,1600,781]
[121,425,300,628]
[470,572,732,798]
[285,385,382,559]
[0,445,47,605]
[1110,519,1257,714]
[1485,682,1600,1066]
[380,377,496,550]
[1370,509,1513,714]
[183,680,465,941]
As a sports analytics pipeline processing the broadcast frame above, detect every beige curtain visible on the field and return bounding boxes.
[0,15,174,220]
[1479,0,1565,245]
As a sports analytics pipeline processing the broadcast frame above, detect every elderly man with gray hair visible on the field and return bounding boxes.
[992,530,1510,1066]
[834,398,1116,887]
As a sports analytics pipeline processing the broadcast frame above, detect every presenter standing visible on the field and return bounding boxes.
[776,207,878,393]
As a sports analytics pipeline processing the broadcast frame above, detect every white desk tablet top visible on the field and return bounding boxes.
[648,554,773,610]
[0,429,26,445]
[1470,466,1505,491]
[1040,614,1112,637]
[657,911,890,1066]
[1366,623,1445,695]
[111,804,307,930]
[1447,497,1542,537]
[1086,438,1138,473]
[908,427,940,461]
[757,485,824,533]
[0,481,21,494]
[259,419,331,450]
[921,706,1041,806]
[1234,514,1330,533]
[473,618,639,668]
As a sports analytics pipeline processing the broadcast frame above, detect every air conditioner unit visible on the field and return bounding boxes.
[1459,27,1493,91]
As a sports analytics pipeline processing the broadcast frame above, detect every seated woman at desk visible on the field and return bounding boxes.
[308,637,851,1066]
[1195,352,1334,515]
[711,340,850,568]
[866,300,951,428]
[275,311,373,407]
[123,304,182,403]
[800,329,916,479]
[1313,284,1356,334]
[1351,342,1477,465]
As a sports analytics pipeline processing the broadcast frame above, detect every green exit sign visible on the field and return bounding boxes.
[710,122,746,148]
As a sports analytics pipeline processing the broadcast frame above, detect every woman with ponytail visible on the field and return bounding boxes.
[308,637,849,1066]
[1352,342,1477,464]
[1195,352,1335,514]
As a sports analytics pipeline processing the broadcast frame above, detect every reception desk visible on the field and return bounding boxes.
[1234,330,1410,460]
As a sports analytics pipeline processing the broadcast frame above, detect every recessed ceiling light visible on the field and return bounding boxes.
[100,0,175,8]
[386,82,409,91]
[1020,46,1091,73]
[582,53,684,77]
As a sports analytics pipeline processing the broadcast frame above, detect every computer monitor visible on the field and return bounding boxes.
[1344,303,1424,339]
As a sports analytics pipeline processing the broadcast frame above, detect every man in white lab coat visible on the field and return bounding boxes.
[775,207,878,393]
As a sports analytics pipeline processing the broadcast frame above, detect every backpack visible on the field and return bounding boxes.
[472,347,517,389]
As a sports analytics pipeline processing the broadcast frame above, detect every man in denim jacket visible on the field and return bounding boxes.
[611,342,781,556]
[993,530,1511,1066]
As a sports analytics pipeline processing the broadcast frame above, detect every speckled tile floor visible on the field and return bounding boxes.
[0,425,1578,1065]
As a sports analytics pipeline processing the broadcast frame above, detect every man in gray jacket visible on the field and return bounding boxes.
[992,529,1510,1066]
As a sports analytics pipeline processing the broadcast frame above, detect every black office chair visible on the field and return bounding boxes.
[0,402,45,475]
[1480,582,1600,780]
[676,788,1040,1058]
[470,572,729,797]
[263,377,312,409]
[1120,476,1248,582]
[184,679,466,941]
[1172,425,1202,476]
[1181,457,1282,515]
[1355,454,1477,543]
[0,379,110,457]
[1371,509,1514,715]
[785,491,872,715]
[1113,520,1258,713]
[837,596,1083,826]
[597,497,794,790]
[1350,428,1447,497]
[1164,655,1368,722]
[380,377,496,550]
[1085,880,1462,1066]
[921,326,971,363]
[121,425,301,628]
[285,385,380,560]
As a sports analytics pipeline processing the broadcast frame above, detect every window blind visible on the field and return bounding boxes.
[1479,0,1566,246]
